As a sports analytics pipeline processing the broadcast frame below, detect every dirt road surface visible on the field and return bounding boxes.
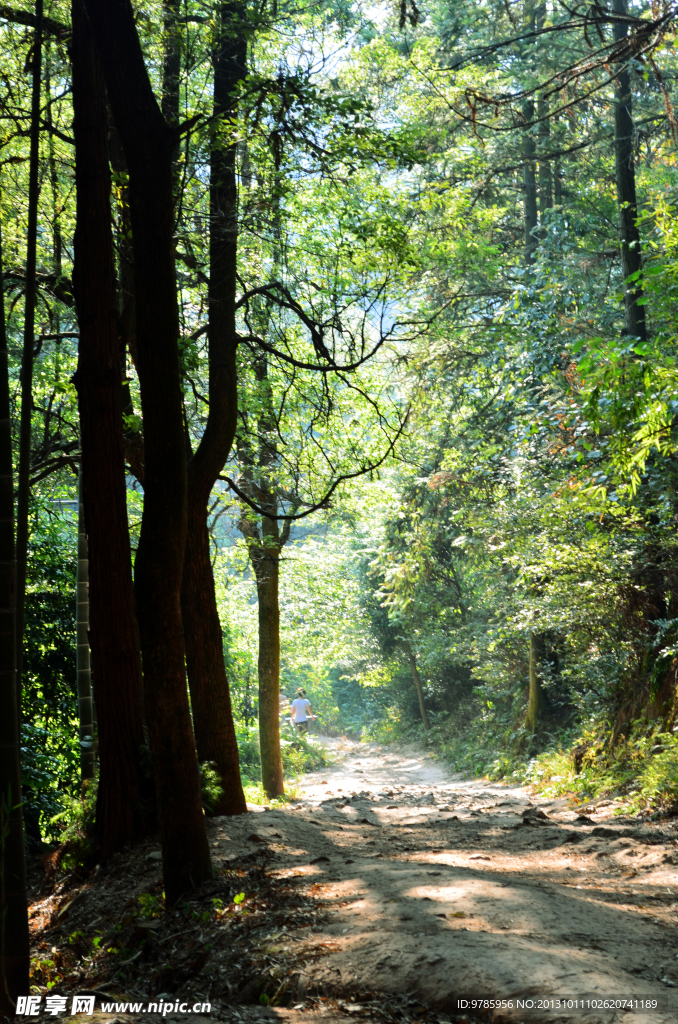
[210,738,678,1023]
[33,739,678,1024]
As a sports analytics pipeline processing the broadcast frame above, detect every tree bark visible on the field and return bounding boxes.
[522,96,537,263]
[181,0,247,817]
[0,216,29,1012]
[15,0,43,707]
[72,0,149,856]
[527,632,549,732]
[407,648,430,731]
[239,503,285,799]
[613,0,646,341]
[255,534,283,799]
[538,94,552,220]
[83,0,211,900]
[75,471,94,783]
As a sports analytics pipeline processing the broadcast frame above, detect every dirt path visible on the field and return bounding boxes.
[209,737,678,1023]
[33,739,678,1024]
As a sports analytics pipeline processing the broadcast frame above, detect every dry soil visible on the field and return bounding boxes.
[29,738,678,1024]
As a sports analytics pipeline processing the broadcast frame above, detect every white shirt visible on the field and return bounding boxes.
[291,697,311,722]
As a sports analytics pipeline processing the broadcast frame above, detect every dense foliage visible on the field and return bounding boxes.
[6,0,678,850]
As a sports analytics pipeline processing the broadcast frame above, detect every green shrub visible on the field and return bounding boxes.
[21,720,80,844]
[638,731,678,809]
[199,761,225,815]
[49,778,97,869]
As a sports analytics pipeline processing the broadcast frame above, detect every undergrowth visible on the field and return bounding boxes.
[49,727,331,863]
[521,721,678,813]
[376,703,678,815]
[236,723,331,783]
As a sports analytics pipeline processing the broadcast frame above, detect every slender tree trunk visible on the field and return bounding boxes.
[0,217,29,1012]
[554,157,562,204]
[613,0,646,340]
[161,0,181,129]
[239,494,285,799]
[538,95,552,220]
[527,632,548,732]
[75,471,94,783]
[15,0,43,706]
[72,0,149,855]
[84,0,211,900]
[407,649,430,731]
[181,0,247,815]
[522,97,537,263]
[255,541,283,798]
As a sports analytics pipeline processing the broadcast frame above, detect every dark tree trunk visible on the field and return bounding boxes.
[527,632,549,732]
[182,513,246,813]
[83,0,211,902]
[15,0,43,705]
[538,95,552,220]
[407,649,430,731]
[522,97,537,263]
[239,496,286,800]
[613,0,646,341]
[181,0,247,816]
[72,0,149,855]
[0,219,29,1011]
[108,123,145,481]
[554,158,562,204]
[255,535,283,799]
[75,471,95,783]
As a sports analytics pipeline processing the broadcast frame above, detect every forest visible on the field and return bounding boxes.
[2,0,678,1015]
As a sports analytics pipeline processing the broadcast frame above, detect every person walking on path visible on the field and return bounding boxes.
[290,688,315,733]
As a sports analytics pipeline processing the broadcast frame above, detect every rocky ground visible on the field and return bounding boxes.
[26,739,678,1024]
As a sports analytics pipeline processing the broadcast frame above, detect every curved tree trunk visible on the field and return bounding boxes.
[72,0,148,856]
[181,0,247,815]
[84,0,211,902]
[182,510,246,813]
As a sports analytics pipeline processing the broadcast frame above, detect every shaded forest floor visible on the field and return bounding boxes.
[27,740,678,1024]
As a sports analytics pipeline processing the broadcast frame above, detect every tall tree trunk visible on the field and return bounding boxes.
[613,0,646,341]
[108,123,145,481]
[255,534,283,799]
[239,496,286,800]
[554,157,562,204]
[72,0,150,855]
[15,0,43,706]
[182,519,246,813]
[527,632,549,732]
[181,0,247,816]
[75,470,94,783]
[538,95,552,220]
[83,0,211,899]
[522,96,537,263]
[0,218,29,1012]
[407,648,430,731]
[535,3,551,223]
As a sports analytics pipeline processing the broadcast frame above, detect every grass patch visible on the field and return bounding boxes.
[243,780,302,806]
